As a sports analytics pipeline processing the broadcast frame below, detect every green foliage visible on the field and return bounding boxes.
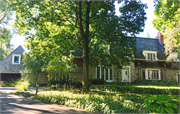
[144,95,179,113]
[15,78,30,91]
[31,91,148,113]
[0,0,13,24]
[132,80,179,86]
[89,79,106,85]
[10,0,147,92]
[0,79,16,87]
[108,82,130,86]
[153,0,180,52]
[92,85,179,95]
[0,27,14,60]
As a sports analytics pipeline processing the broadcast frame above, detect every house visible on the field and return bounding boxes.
[0,45,25,83]
[69,35,180,83]
[0,45,49,84]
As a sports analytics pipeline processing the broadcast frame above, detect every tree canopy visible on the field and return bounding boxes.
[10,0,147,92]
[153,0,180,53]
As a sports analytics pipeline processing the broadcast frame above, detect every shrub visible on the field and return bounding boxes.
[89,79,106,85]
[132,80,179,86]
[108,82,130,86]
[144,95,179,113]
[92,85,180,95]
[15,78,30,91]
[1,79,16,87]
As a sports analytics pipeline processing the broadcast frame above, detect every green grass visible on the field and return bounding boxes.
[132,85,180,89]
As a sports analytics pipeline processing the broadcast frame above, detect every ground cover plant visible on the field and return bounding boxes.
[144,95,179,113]
[31,91,149,113]
[12,88,179,114]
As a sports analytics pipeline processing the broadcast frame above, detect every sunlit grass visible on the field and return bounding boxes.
[133,85,180,89]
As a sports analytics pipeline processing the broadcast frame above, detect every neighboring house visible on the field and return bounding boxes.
[0,45,25,83]
[0,45,48,84]
[69,36,180,83]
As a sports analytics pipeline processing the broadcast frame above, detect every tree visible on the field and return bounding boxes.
[0,27,13,60]
[22,52,44,84]
[10,1,147,92]
[0,0,13,25]
[152,0,180,53]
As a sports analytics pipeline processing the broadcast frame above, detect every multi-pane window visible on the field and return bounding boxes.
[148,70,159,79]
[147,53,156,60]
[142,69,160,80]
[96,66,113,81]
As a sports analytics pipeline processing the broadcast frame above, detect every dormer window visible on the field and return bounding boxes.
[143,50,157,61]
[147,53,156,60]
[12,54,21,64]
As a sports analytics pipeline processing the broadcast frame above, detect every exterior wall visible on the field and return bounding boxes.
[69,72,83,82]
[70,62,178,83]
[0,46,25,73]
[71,62,135,83]
[163,69,179,82]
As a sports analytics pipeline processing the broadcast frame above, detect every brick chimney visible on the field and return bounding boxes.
[156,32,164,43]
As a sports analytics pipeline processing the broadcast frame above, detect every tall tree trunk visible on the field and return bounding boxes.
[78,1,90,93]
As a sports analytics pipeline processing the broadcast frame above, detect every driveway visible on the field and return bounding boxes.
[0,90,93,114]
[0,87,47,91]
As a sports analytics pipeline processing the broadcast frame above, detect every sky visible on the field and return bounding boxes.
[10,0,159,50]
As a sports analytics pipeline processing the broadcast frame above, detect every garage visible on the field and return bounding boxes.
[0,73,21,81]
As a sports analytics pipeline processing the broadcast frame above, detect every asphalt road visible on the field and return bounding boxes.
[0,88,92,114]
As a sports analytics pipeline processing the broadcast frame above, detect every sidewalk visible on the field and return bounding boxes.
[0,91,93,114]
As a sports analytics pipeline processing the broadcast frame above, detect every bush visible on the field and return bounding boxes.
[132,80,179,86]
[71,81,82,88]
[1,79,16,87]
[89,79,106,85]
[108,82,130,86]
[92,85,180,95]
[144,95,179,113]
[15,78,30,91]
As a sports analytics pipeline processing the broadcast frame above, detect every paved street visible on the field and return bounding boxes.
[0,88,92,114]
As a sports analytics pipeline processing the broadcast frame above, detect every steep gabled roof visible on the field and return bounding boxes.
[135,37,166,60]
[73,37,167,60]
[0,45,25,63]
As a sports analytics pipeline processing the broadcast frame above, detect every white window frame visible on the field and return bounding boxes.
[143,50,158,61]
[142,68,161,80]
[12,54,21,64]
[103,46,110,55]
[96,66,113,82]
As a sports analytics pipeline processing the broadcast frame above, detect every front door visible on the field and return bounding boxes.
[122,69,129,82]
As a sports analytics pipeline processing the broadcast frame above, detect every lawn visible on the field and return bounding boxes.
[132,85,180,89]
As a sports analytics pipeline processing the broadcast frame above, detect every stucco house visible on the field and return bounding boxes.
[69,36,180,83]
[0,45,25,83]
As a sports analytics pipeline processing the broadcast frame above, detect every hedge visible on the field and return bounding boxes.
[92,85,180,95]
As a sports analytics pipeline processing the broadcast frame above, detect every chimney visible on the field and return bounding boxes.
[156,32,164,43]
